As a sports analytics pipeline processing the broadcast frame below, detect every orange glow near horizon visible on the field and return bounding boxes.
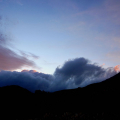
[30,70,38,73]
[114,65,120,72]
[21,69,39,73]
[101,63,105,67]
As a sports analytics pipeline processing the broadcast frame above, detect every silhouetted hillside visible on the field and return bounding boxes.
[0,85,33,96]
[0,72,120,119]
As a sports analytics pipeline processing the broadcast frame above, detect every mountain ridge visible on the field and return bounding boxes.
[0,72,120,118]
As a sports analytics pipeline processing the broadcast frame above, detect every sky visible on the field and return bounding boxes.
[0,0,120,92]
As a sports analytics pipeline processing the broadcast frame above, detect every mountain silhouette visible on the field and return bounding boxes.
[0,72,120,119]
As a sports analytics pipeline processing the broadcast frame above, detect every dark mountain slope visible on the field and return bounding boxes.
[0,72,120,118]
[0,85,33,95]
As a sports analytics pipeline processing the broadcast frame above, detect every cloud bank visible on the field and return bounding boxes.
[0,58,117,93]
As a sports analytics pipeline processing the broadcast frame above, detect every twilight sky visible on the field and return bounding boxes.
[0,0,120,92]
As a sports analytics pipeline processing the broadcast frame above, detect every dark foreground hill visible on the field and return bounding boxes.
[0,72,120,119]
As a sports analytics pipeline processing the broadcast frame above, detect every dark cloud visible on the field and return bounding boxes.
[50,58,117,91]
[0,58,117,93]
[0,70,52,92]
[54,58,104,85]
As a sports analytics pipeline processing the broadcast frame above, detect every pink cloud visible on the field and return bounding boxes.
[0,45,37,71]
[0,25,38,71]
[0,15,39,71]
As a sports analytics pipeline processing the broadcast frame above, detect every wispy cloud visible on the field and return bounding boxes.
[0,45,37,71]
[74,0,120,25]
[106,51,120,63]
[16,0,23,6]
[20,51,39,60]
